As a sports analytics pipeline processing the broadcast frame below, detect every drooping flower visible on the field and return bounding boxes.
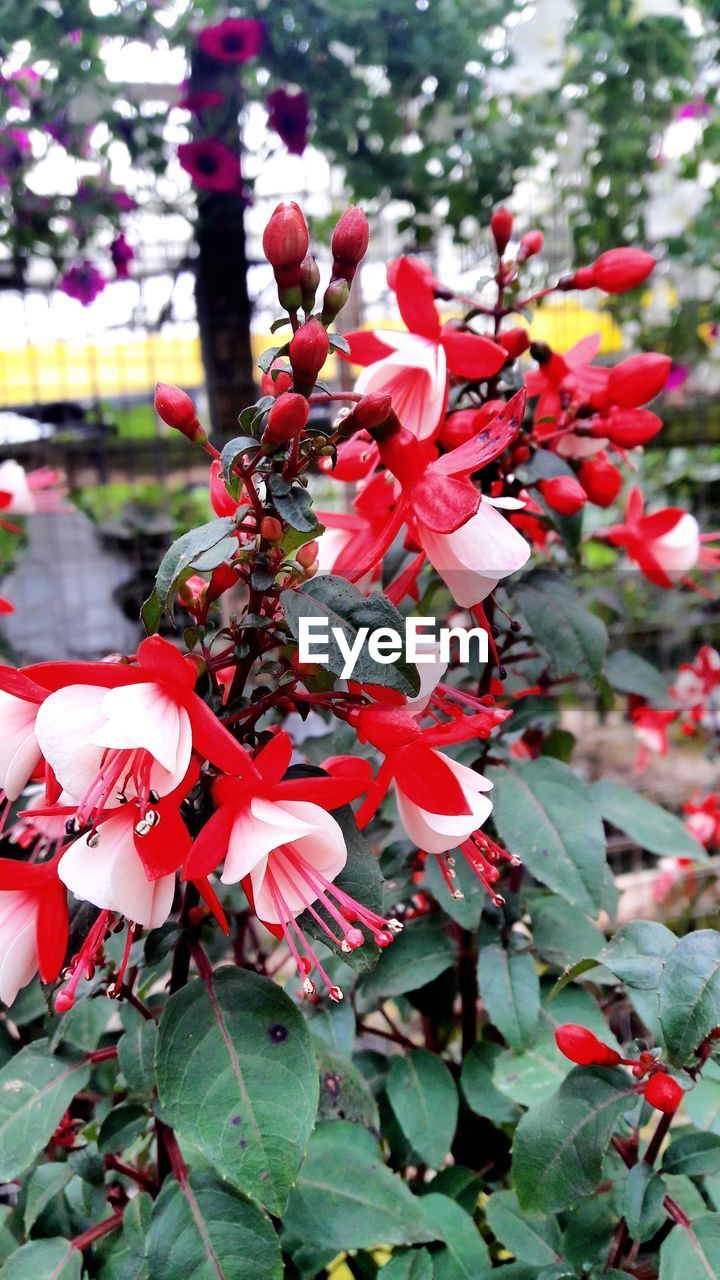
[183,731,397,999]
[267,88,310,156]
[683,793,720,848]
[110,233,134,280]
[342,258,506,440]
[0,855,68,1007]
[198,18,263,62]
[600,487,720,587]
[0,461,65,518]
[59,262,106,306]
[178,139,243,193]
[631,705,678,771]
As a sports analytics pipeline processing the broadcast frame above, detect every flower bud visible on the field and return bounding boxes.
[644,1071,684,1114]
[595,407,663,448]
[438,400,506,451]
[300,253,320,312]
[607,353,671,409]
[331,206,369,283]
[555,1023,621,1067]
[517,230,544,263]
[260,516,283,542]
[320,277,350,326]
[491,206,513,256]
[558,267,596,292]
[591,248,656,295]
[289,317,330,395]
[261,362,293,399]
[539,474,587,516]
[261,391,310,452]
[155,382,206,444]
[209,459,239,517]
[262,201,310,310]
[296,540,319,568]
[338,391,393,438]
[577,453,623,508]
[499,327,530,361]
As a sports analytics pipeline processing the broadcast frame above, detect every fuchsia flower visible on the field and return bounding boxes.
[670,645,720,723]
[600,487,720,587]
[267,88,310,156]
[632,706,677,771]
[183,731,399,1000]
[0,461,65,520]
[59,262,106,306]
[110,233,134,280]
[0,856,68,1007]
[683,793,720,848]
[178,139,243,193]
[198,17,263,62]
[343,258,507,440]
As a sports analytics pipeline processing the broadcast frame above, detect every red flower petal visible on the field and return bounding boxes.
[341,330,396,366]
[440,331,506,379]
[394,741,472,816]
[395,258,441,340]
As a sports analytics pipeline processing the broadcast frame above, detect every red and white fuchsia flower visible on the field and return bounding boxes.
[0,855,68,1006]
[600,487,720,588]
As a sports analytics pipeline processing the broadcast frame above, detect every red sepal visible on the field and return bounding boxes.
[410,474,480,534]
[183,806,234,880]
[255,731,293,784]
[395,258,440,340]
[135,801,191,880]
[341,330,396,367]
[440,330,506,379]
[242,874,284,939]
[36,878,69,983]
[433,389,526,476]
[193,876,230,935]
[187,696,260,779]
[394,742,472,816]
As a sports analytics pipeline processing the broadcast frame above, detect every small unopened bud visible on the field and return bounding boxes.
[261,362,293,399]
[555,1023,620,1067]
[262,201,310,311]
[288,317,330,395]
[296,540,319,568]
[299,253,320,312]
[338,390,393,438]
[491,206,514,256]
[577,453,623,508]
[558,267,596,292]
[261,391,310,453]
[644,1071,684,1114]
[517,230,544,263]
[320,277,350,325]
[330,205,369,283]
[260,515,283,542]
[499,327,530,361]
[590,247,656,295]
[539,474,587,516]
[155,382,207,444]
[55,988,75,1014]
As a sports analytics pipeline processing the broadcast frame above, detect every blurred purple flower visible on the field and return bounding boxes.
[177,88,226,114]
[59,262,106,306]
[198,18,263,63]
[675,101,712,120]
[266,88,310,156]
[110,233,134,280]
[178,138,243,192]
[0,130,32,185]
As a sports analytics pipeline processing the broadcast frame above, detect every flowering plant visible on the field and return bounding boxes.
[0,201,719,1278]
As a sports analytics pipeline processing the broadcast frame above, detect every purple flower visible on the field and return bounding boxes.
[266,88,310,156]
[198,18,263,63]
[59,262,106,306]
[110,234,134,280]
[178,138,243,192]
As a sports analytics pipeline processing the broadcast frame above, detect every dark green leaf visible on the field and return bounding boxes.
[461,1043,521,1125]
[485,1189,561,1266]
[0,1240,81,1279]
[532,897,606,974]
[267,474,316,532]
[146,517,237,628]
[146,1171,282,1280]
[594,781,706,862]
[420,1193,491,1279]
[155,970,319,1215]
[98,1102,148,1154]
[0,1042,90,1183]
[117,1016,157,1093]
[604,649,671,705]
[488,759,607,913]
[24,1164,73,1234]
[220,436,261,482]
[600,921,677,990]
[98,1192,151,1280]
[659,931,720,1067]
[478,942,540,1053]
[659,1212,720,1279]
[512,571,607,687]
[663,1131,720,1177]
[360,917,456,1000]
[386,1049,458,1168]
[316,1047,379,1132]
[381,1250,434,1280]
[623,1162,667,1242]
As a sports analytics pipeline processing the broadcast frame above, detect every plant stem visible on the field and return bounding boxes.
[71,1209,124,1252]
[645,1110,673,1166]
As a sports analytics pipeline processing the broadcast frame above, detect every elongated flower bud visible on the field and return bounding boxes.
[262,202,310,311]
[289,317,330,395]
[591,248,656,294]
[644,1071,684,1113]
[300,254,320,313]
[607,353,671,409]
[499,327,530,361]
[555,1024,621,1067]
[155,382,207,444]
[261,362,293,399]
[517,230,543,263]
[594,407,663,448]
[558,267,596,292]
[261,392,310,452]
[491,206,513,256]
[539,474,587,516]
[320,278,350,326]
[331,206,369,284]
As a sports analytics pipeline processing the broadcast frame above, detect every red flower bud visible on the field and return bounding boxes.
[299,254,320,312]
[539,474,587,516]
[296,540,319,568]
[262,202,310,310]
[558,267,596,292]
[289,317,330,394]
[261,362,293,399]
[209,459,239,517]
[577,454,623,508]
[593,407,663,448]
[438,400,506,451]
[155,382,206,444]
[260,516,283,542]
[591,248,656,295]
[491,206,514,255]
[341,391,394,437]
[555,1024,621,1067]
[331,206,369,283]
[517,230,544,263]
[644,1071,684,1114]
[607,353,671,409]
[261,391,310,451]
[499,327,531,361]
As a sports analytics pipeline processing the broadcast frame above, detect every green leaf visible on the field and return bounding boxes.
[316,1047,379,1132]
[513,1066,637,1212]
[98,1192,151,1280]
[381,1250,434,1280]
[98,1101,148,1154]
[360,917,456,1000]
[24,1163,73,1234]
[685,1062,720,1135]
[532,897,606,974]
[512,571,607,687]
[477,942,540,1052]
[154,969,319,1215]
[419,1193,491,1279]
[0,1042,90,1183]
[146,1171,283,1280]
[0,1240,81,1280]
[117,1017,157,1093]
[386,1048,459,1168]
[604,649,671,704]
[658,930,720,1067]
[593,781,706,862]
[145,517,237,628]
[659,1212,720,1279]
[461,1044,521,1125]
[663,1131,720,1177]
[600,921,677,990]
[282,1122,436,1255]
[485,1189,561,1267]
[622,1162,667,1242]
[220,435,261,482]
[267,474,317,532]
[281,574,421,696]
[488,759,607,913]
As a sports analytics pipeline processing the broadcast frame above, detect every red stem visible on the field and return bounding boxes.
[71,1209,123,1252]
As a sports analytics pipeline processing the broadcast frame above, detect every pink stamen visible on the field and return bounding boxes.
[267,871,338,997]
[55,909,113,1012]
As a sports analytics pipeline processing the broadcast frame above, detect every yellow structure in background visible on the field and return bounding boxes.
[0,301,621,407]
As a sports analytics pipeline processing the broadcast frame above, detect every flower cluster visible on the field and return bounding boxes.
[555,1023,685,1113]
